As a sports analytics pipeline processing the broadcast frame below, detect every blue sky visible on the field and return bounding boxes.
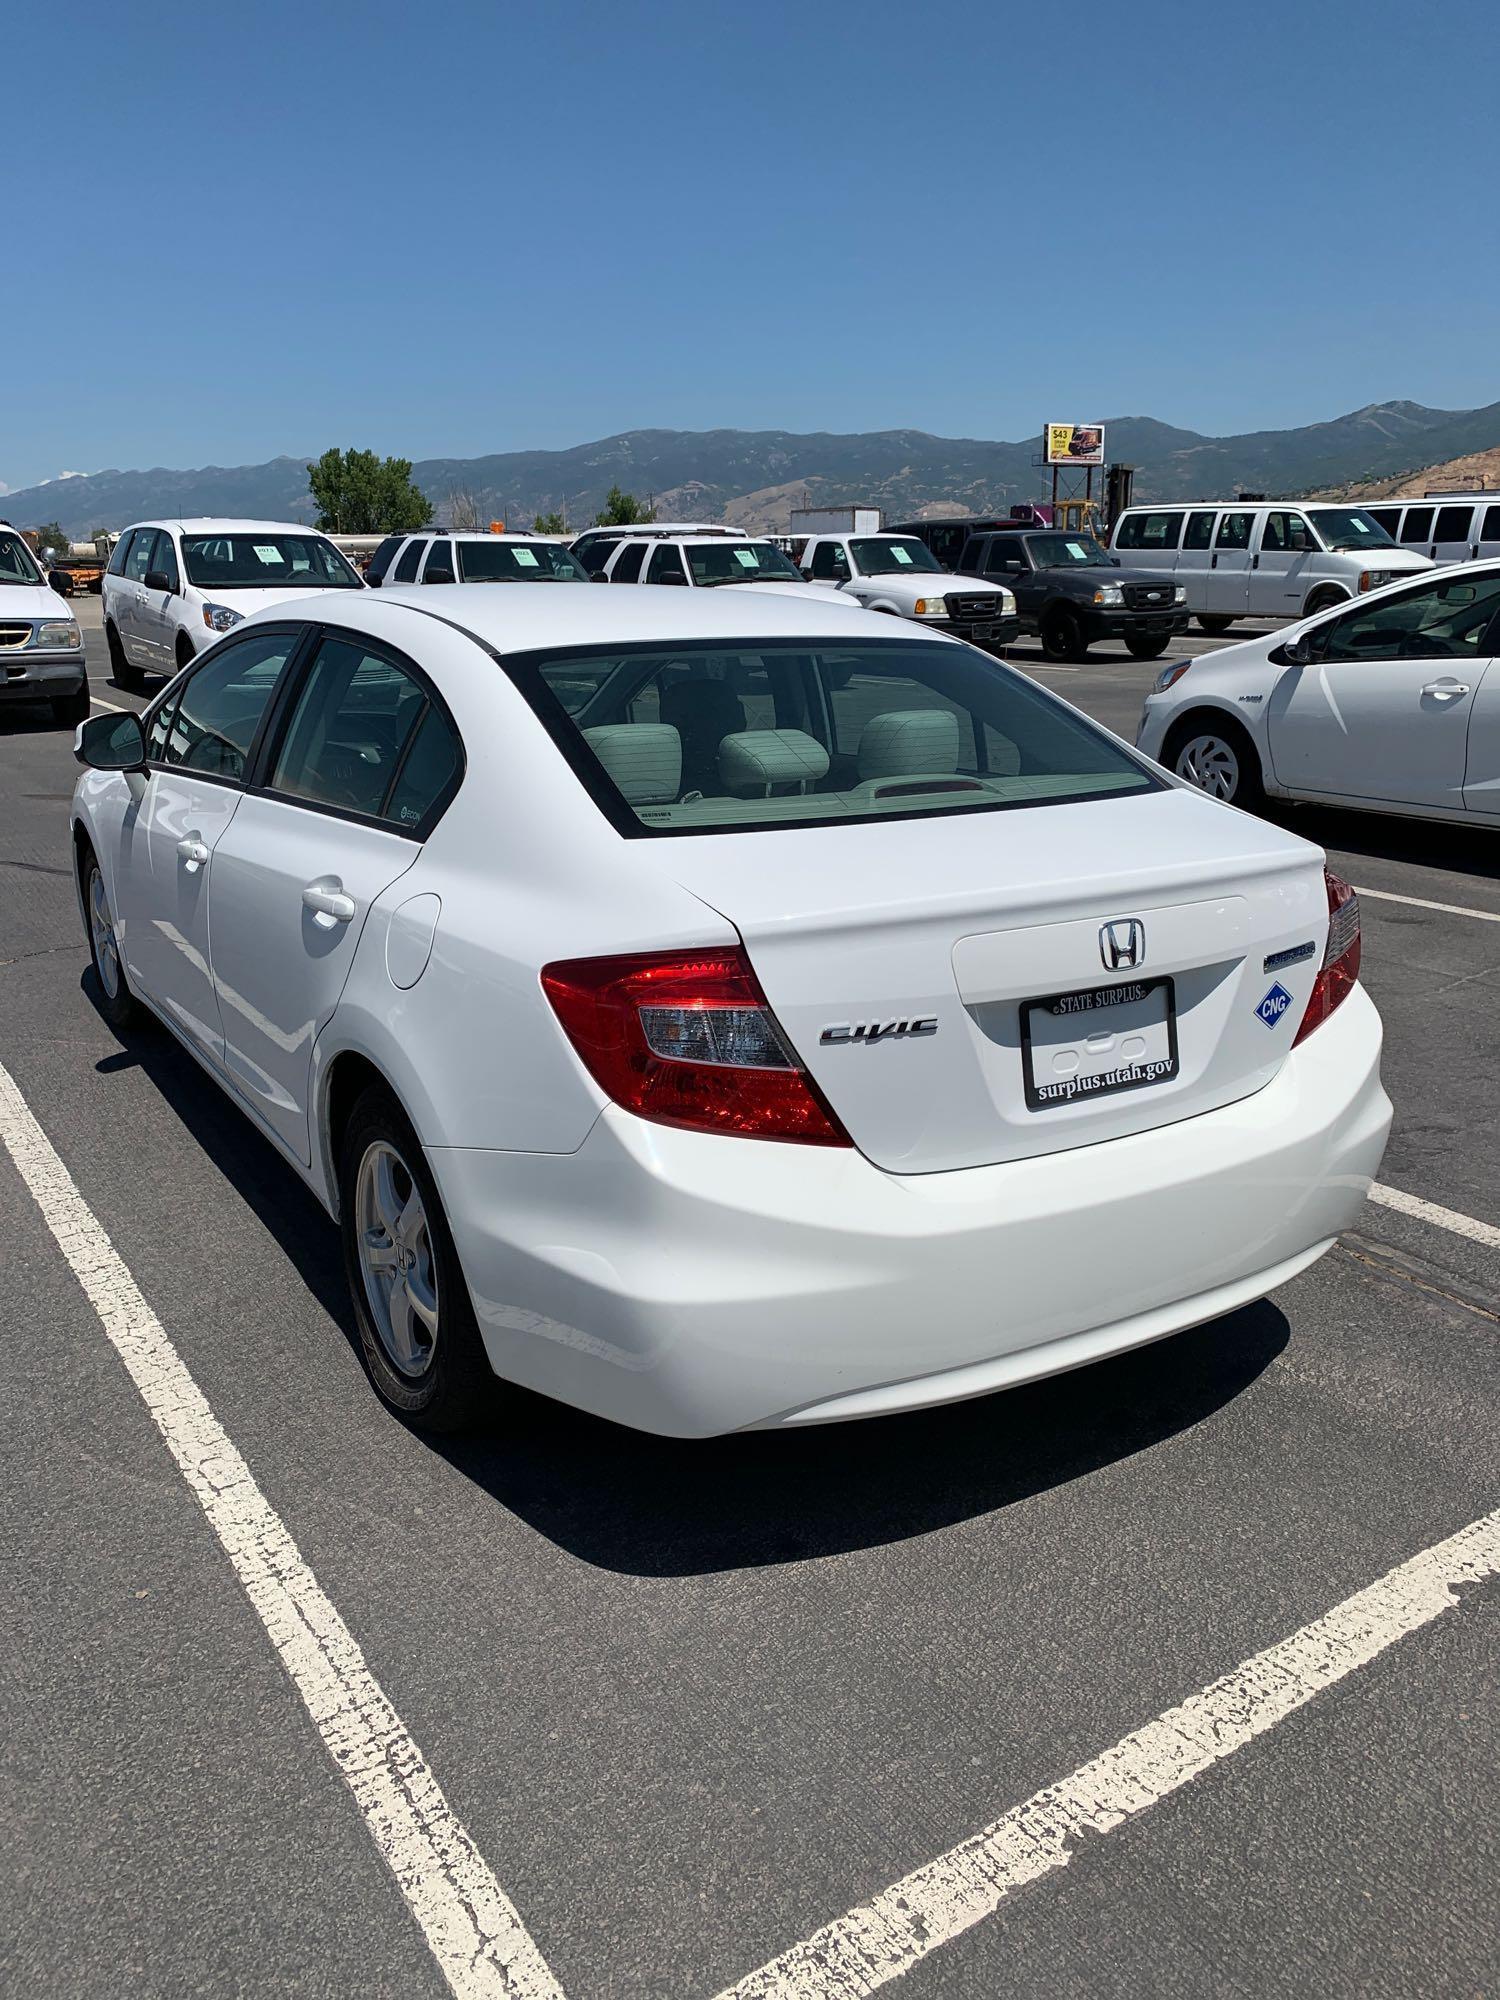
[5,0,1496,491]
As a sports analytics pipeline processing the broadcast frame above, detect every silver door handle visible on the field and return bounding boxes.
[176,837,210,865]
[1421,678,1470,698]
[302,884,356,922]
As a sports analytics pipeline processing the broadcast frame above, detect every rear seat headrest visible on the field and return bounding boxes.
[718,728,831,797]
[583,723,682,804]
[857,708,961,781]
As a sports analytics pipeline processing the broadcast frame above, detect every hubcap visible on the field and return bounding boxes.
[355,1141,440,1379]
[1175,734,1240,801]
[88,867,120,999]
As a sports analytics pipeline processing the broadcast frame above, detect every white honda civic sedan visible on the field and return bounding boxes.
[71,587,1391,1436]
[1137,561,1500,823]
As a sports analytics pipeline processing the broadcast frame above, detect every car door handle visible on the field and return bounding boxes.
[176,836,210,865]
[302,883,356,923]
[1421,678,1470,699]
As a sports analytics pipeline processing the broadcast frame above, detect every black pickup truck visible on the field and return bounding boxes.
[955,527,1186,662]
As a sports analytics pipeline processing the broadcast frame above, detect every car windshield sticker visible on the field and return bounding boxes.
[734,549,760,568]
[1066,540,1089,560]
[891,546,913,563]
[513,548,540,567]
[253,544,284,564]
[1255,982,1294,1028]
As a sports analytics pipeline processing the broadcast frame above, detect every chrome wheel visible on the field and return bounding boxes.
[1174,733,1240,801]
[355,1141,440,1378]
[87,866,121,1000]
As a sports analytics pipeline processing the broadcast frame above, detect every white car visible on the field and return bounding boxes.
[796,531,1019,646]
[71,587,1390,1437]
[102,518,364,688]
[0,522,87,727]
[599,533,838,604]
[1137,561,1500,823]
[570,521,742,576]
[369,531,590,588]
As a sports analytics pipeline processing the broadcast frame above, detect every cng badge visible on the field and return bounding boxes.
[1256,982,1294,1029]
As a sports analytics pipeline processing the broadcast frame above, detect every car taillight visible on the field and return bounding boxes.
[540,947,851,1146]
[1292,869,1361,1046]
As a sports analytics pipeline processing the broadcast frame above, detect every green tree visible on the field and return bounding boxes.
[593,485,656,527]
[532,510,567,535]
[32,520,69,556]
[306,448,431,535]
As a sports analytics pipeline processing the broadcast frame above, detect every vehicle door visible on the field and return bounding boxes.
[205,628,463,1164]
[388,537,426,587]
[1205,510,1255,615]
[1174,509,1217,612]
[1431,503,1478,566]
[420,538,455,583]
[803,539,853,592]
[115,528,157,666]
[113,625,305,1059]
[607,541,647,583]
[137,528,182,669]
[1397,505,1434,563]
[988,536,1041,624]
[1266,570,1500,809]
[1249,509,1316,618]
[646,543,689,586]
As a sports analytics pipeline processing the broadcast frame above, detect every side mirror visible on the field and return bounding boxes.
[49,568,71,594]
[76,710,147,771]
[1280,634,1314,667]
[144,569,176,594]
[653,571,689,586]
[423,565,455,585]
[588,570,609,583]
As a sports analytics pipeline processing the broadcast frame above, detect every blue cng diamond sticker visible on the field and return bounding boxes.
[1256,981,1294,1029]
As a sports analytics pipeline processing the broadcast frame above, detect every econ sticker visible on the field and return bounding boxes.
[1255,982,1294,1029]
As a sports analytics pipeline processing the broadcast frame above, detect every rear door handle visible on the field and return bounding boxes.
[176,836,210,865]
[1421,678,1470,699]
[302,883,356,923]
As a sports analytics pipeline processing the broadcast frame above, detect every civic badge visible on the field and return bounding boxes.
[1099,918,1145,971]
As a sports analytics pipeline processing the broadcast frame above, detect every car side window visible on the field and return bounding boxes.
[1434,505,1474,543]
[267,634,458,829]
[366,534,404,584]
[809,541,850,581]
[392,538,424,584]
[1309,574,1500,665]
[647,544,688,584]
[1182,511,1215,551]
[162,629,299,779]
[123,530,157,583]
[1365,508,1401,538]
[1118,512,1182,552]
[1399,508,1433,545]
[1484,506,1500,542]
[955,541,981,574]
[992,537,1025,570]
[1262,512,1311,554]
[146,688,180,761]
[1215,513,1253,550]
[108,531,136,577]
[610,542,646,583]
[153,532,181,590]
[422,539,454,582]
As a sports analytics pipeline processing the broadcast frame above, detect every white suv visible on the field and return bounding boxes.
[102,518,364,687]
[0,521,87,727]
[370,531,590,588]
[599,534,839,603]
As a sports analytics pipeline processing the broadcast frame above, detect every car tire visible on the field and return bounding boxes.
[175,633,197,672]
[52,686,90,728]
[1124,632,1171,660]
[79,842,139,1028]
[1163,714,1265,810]
[106,621,145,691]
[1195,615,1237,636]
[339,1082,495,1432]
[1041,608,1088,662]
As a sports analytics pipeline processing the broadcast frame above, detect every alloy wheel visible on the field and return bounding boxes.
[88,866,121,1000]
[355,1140,440,1378]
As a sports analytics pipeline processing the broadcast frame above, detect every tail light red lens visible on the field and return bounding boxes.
[541,947,851,1146]
[1292,868,1361,1047]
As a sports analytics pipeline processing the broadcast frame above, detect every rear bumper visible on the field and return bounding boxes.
[429,984,1390,1437]
[0,654,87,700]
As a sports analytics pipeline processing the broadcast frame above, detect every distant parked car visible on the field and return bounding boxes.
[371,532,590,587]
[102,519,364,687]
[598,533,836,602]
[1110,502,1431,634]
[1137,561,1500,822]
[795,531,1018,646]
[1361,493,1500,566]
[571,522,741,577]
[0,521,87,727]
[956,526,1186,661]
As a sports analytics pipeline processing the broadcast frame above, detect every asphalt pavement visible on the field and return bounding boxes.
[2,598,1496,1999]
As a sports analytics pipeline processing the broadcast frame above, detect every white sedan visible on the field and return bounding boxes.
[71,586,1390,1437]
[1137,561,1500,821]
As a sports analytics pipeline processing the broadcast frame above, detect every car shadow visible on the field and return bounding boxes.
[88,971,1291,1580]
[1275,801,1500,886]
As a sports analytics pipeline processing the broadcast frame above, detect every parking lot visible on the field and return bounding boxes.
[4,595,1497,1998]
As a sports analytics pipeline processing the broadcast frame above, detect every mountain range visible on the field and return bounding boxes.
[8,399,1500,539]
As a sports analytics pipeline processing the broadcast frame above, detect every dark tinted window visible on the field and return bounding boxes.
[1215,512,1254,550]
[123,529,158,583]
[572,533,621,576]
[1365,508,1401,537]
[107,531,136,577]
[422,539,454,582]
[0,530,43,585]
[366,534,404,584]
[956,540,982,573]
[610,541,646,583]
[808,540,850,581]
[150,532,181,590]
[1434,505,1475,542]
[1483,506,1500,542]
[1183,511,1215,551]
[647,543,688,583]
[269,636,432,821]
[458,540,587,581]
[1400,508,1434,544]
[385,705,463,832]
[162,629,297,778]
[392,538,424,583]
[1116,511,1183,552]
[991,537,1026,569]
[1309,573,1500,665]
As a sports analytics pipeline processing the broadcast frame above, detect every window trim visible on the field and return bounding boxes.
[138,620,313,791]
[244,620,466,842]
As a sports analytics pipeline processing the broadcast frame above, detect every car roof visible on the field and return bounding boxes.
[130,517,332,535]
[305,580,913,654]
[572,522,741,539]
[416,531,569,544]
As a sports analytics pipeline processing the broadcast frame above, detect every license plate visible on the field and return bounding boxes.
[969,623,998,641]
[1021,976,1178,1111]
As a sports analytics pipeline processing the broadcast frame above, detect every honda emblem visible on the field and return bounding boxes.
[1099,919,1145,971]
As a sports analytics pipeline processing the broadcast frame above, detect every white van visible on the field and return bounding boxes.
[1361,493,1500,566]
[1110,501,1432,633]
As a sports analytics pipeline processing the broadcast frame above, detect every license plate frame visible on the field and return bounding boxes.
[1020,975,1179,1112]
[968,623,998,642]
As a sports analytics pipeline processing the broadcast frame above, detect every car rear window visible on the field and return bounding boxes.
[506,638,1160,837]
[457,540,588,581]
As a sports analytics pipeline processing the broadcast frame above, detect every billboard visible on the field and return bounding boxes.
[1044,423,1105,467]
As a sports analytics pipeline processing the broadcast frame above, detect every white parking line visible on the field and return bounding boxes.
[0,1057,566,2000]
[1369,1182,1500,1252]
[714,1507,1500,2000]
[1354,886,1500,925]
[88,693,126,713]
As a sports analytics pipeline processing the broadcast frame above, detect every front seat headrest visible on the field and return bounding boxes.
[718,729,831,797]
[857,708,961,781]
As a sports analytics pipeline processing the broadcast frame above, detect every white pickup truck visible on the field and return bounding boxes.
[794,531,1018,646]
